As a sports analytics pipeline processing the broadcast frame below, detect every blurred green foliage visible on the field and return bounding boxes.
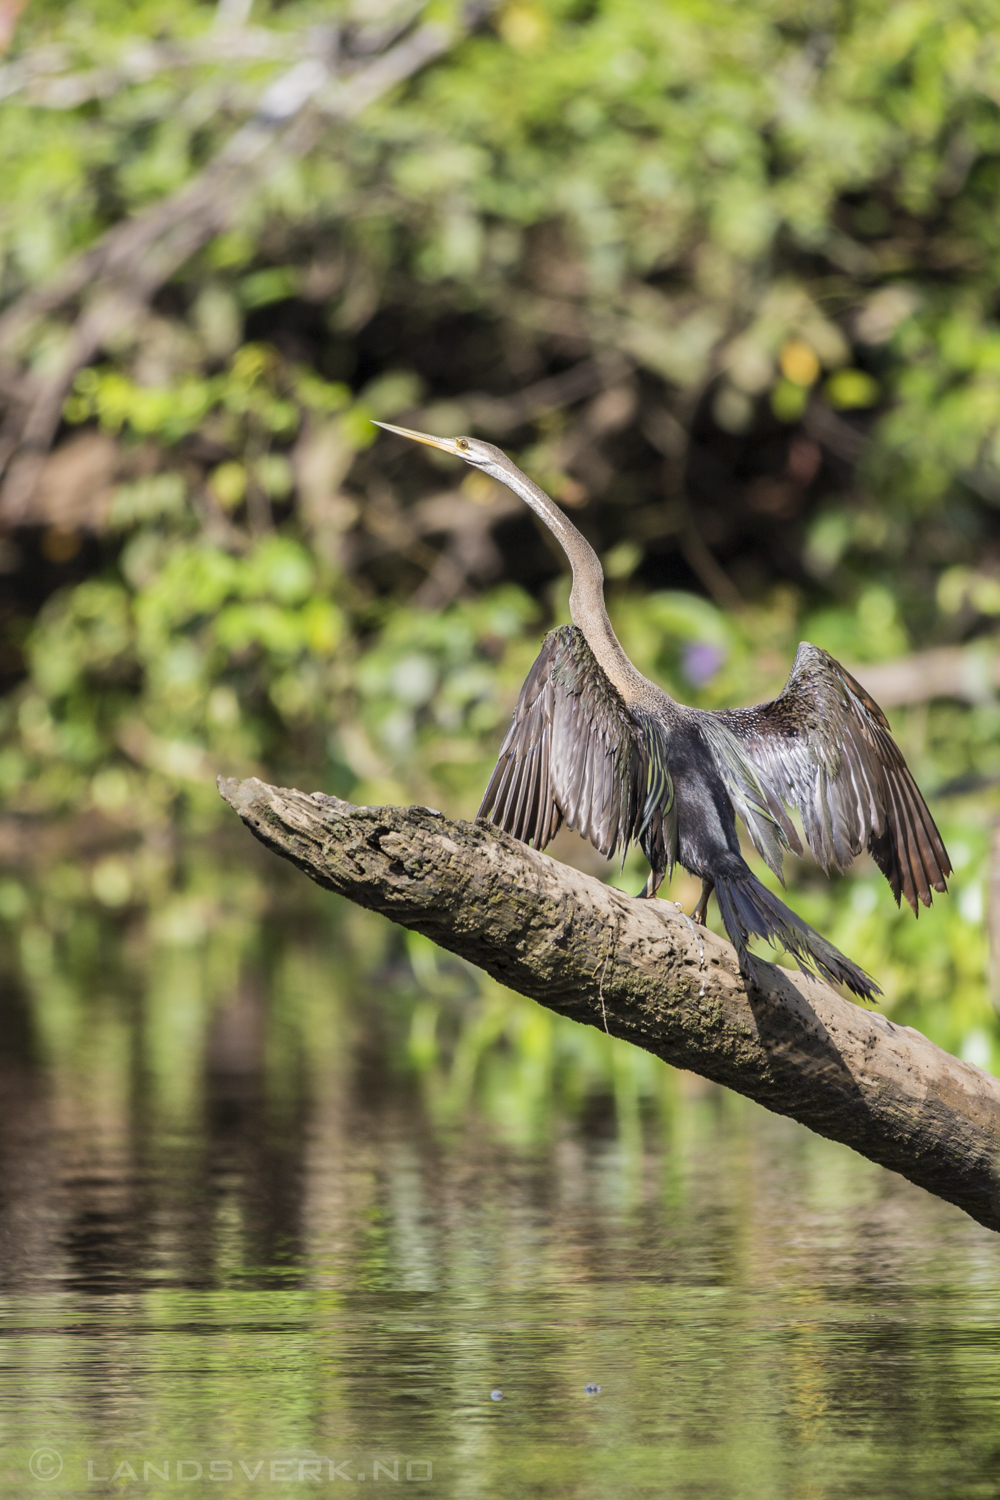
[2,0,1000,1071]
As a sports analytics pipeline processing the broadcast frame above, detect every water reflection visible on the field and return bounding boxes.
[0,876,998,1498]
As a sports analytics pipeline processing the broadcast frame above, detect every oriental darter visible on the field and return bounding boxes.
[375,422,950,1000]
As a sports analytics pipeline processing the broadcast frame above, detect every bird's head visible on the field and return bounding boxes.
[373,421,511,478]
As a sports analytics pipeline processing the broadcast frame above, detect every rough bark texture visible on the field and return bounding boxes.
[219,775,1000,1231]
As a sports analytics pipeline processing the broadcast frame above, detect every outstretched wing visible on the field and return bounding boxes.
[716,642,950,910]
[478,625,654,862]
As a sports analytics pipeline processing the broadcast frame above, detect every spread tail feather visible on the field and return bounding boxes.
[713,868,880,1001]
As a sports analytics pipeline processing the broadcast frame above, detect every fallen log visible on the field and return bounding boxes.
[218,775,1000,1232]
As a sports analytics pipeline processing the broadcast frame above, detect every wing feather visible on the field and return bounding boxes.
[478,625,652,862]
[717,642,950,910]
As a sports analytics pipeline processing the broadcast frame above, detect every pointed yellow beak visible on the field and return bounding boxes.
[372,420,464,456]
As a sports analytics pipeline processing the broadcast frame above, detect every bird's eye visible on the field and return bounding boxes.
[457,438,469,451]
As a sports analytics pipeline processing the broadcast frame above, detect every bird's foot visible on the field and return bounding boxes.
[691,879,714,926]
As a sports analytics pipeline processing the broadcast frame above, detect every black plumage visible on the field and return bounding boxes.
[715,643,950,914]
[479,625,654,862]
[375,420,951,1001]
[479,625,948,997]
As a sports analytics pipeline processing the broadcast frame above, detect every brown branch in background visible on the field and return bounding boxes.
[407,486,522,609]
[0,50,335,350]
[803,399,868,466]
[461,357,632,436]
[0,8,448,346]
[849,644,1000,709]
[676,511,747,615]
[0,7,477,522]
[360,481,472,605]
[219,776,1000,1232]
[641,406,747,613]
[0,24,301,109]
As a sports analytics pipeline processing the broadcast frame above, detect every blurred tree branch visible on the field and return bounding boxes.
[0,3,487,521]
[220,775,1000,1233]
[0,25,301,108]
[851,644,1000,709]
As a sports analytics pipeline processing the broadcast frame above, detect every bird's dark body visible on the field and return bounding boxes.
[375,421,950,1002]
[480,624,951,1000]
[639,717,738,879]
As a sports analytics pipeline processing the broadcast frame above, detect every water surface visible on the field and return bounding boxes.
[0,885,997,1499]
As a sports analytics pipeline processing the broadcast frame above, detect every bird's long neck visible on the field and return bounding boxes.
[492,460,641,697]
